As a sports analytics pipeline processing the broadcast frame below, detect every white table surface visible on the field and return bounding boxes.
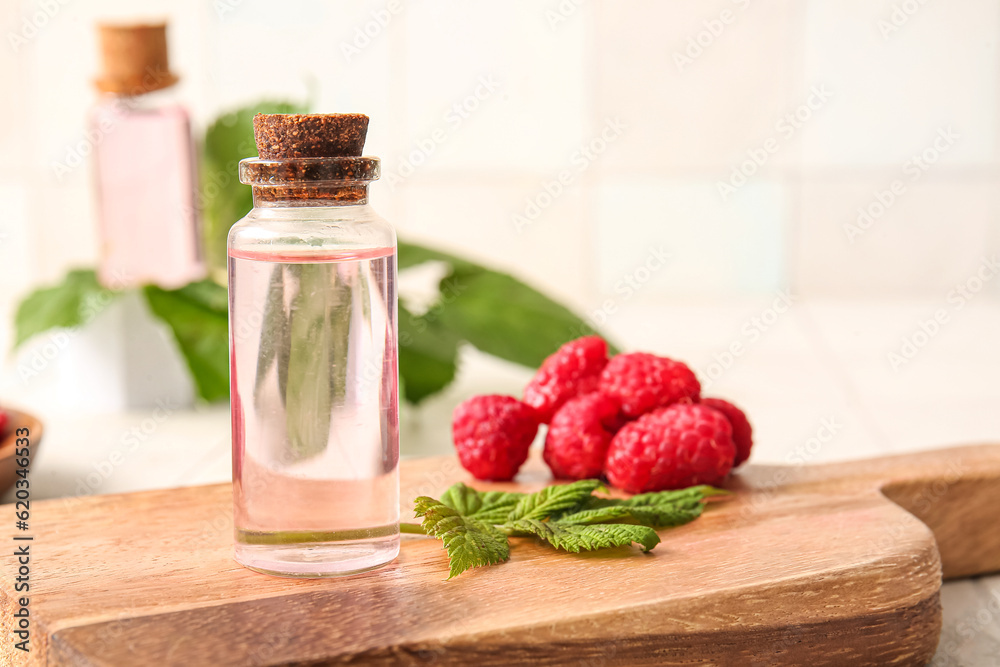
[3,297,999,665]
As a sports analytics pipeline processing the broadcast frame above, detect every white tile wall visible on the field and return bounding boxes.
[796,178,999,296]
[594,178,788,296]
[593,0,802,172]
[801,0,1000,168]
[2,0,998,304]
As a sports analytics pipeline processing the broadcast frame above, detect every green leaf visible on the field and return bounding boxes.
[507,519,660,553]
[438,267,617,367]
[142,280,229,402]
[397,240,477,272]
[414,496,510,579]
[398,302,460,404]
[14,269,118,347]
[397,239,620,373]
[507,480,605,522]
[438,483,526,526]
[621,486,731,507]
[280,264,354,460]
[576,485,729,527]
[555,506,638,525]
[200,100,308,280]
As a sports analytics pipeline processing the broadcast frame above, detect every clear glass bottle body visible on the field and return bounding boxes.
[229,160,399,577]
[91,91,203,289]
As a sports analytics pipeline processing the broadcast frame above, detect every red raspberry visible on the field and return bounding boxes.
[605,403,735,493]
[599,352,700,418]
[543,392,621,480]
[701,398,753,467]
[523,336,609,423]
[452,395,539,481]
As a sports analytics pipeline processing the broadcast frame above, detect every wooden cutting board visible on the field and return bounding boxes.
[2,444,999,666]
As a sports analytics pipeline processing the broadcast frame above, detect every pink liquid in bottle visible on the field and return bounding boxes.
[92,97,203,289]
[229,246,399,577]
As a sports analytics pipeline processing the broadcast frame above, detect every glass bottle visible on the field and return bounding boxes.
[91,23,203,289]
[229,154,400,577]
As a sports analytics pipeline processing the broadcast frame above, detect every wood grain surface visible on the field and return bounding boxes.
[2,444,999,666]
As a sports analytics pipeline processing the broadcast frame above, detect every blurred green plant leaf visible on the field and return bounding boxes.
[399,240,619,368]
[397,240,476,272]
[398,301,460,404]
[398,241,619,369]
[143,280,230,402]
[439,266,614,367]
[13,269,118,347]
[200,100,308,280]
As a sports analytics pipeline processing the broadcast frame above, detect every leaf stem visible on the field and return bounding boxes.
[399,522,426,534]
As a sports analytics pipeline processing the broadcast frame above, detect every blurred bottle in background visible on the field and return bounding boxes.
[91,22,203,290]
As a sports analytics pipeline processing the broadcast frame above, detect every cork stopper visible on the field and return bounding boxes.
[94,23,179,95]
[242,114,378,205]
[252,114,369,159]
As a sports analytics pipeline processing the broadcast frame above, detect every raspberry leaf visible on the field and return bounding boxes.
[439,483,526,525]
[507,480,605,522]
[414,497,510,579]
[556,506,640,525]
[622,504,706,527]
[576,485,729,527]
[621,485,731,507]
[412,481,728,578]
[558,503,705,528]
[508,519,660,553]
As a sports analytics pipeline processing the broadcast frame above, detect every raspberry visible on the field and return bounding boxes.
[605,403,735,493]
[701,398,753,467]
[523,336,609,423]
[543,392,621,480]
[599,352,700,418]
[452,395,539,481]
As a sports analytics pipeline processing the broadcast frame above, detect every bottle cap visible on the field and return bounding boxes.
[253,114,369,159]
[94,22,179,95]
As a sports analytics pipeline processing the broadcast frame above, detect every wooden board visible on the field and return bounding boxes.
[2,444,999,666]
